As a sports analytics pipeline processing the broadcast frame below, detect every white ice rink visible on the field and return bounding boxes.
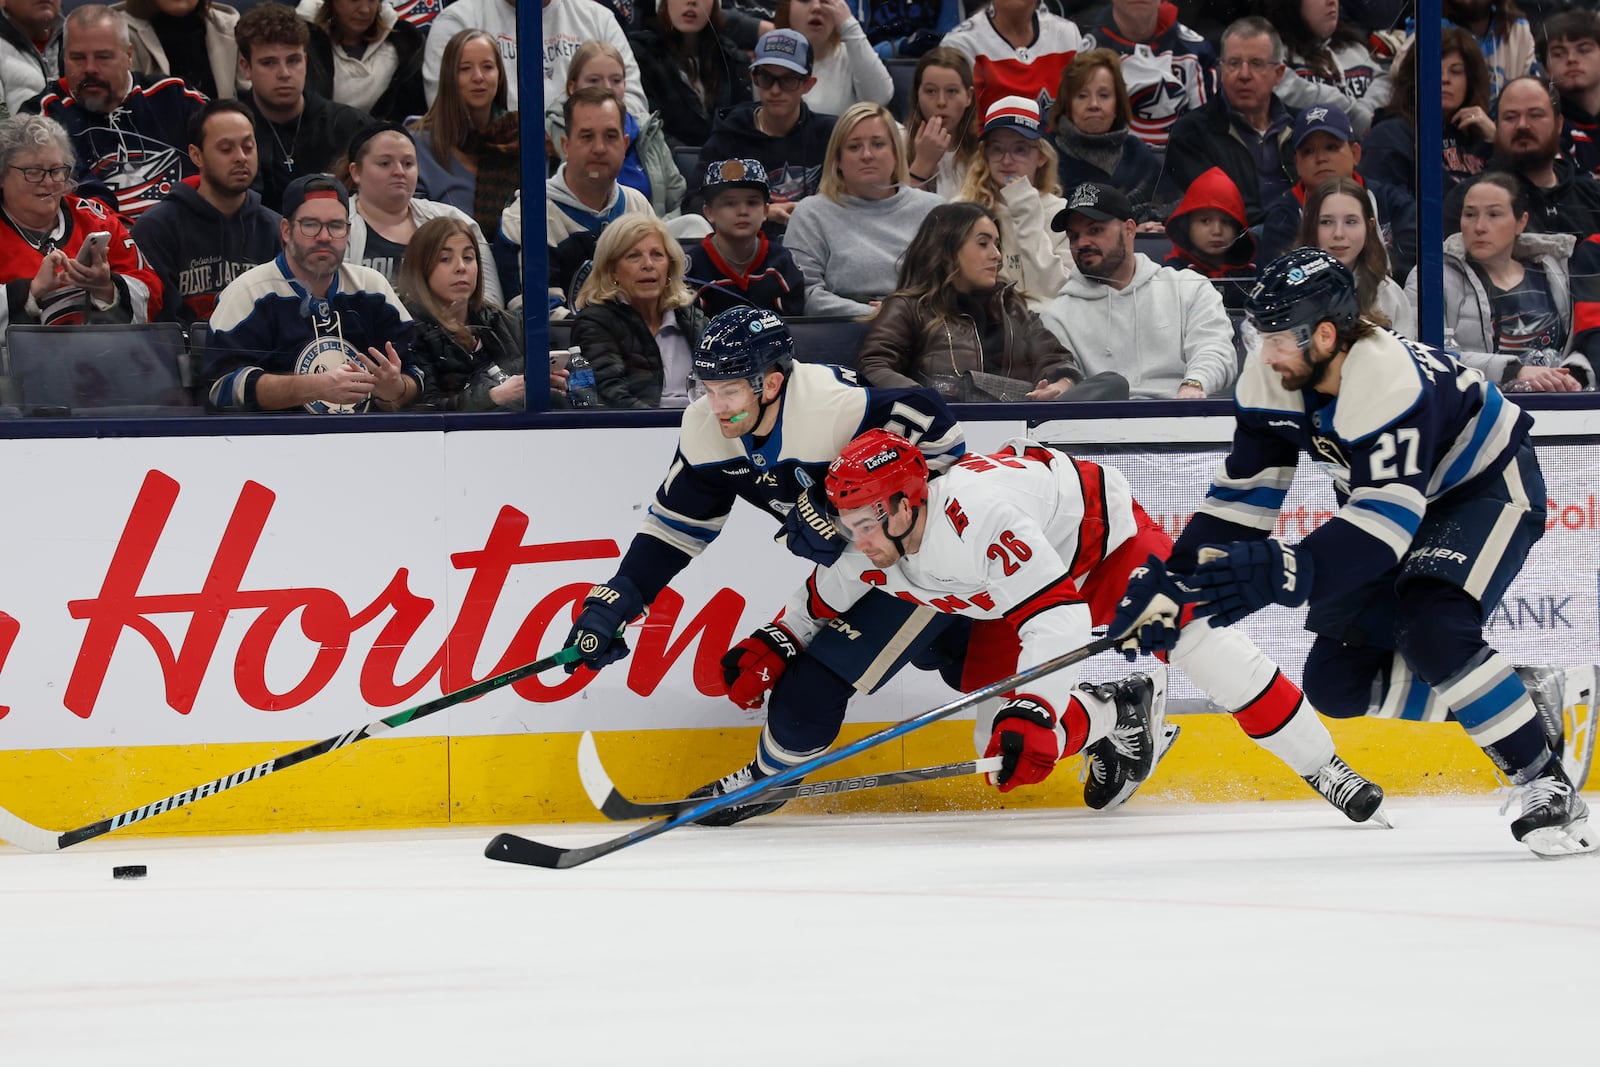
[3,798,1597,1067]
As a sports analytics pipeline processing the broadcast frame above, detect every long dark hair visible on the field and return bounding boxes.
[398,217,485,349]
[1264,0,1366,81]
[1296,177,1392,326]
[1389,26,1490,128]
[888,201,1002,324]
[656,0,729,110]
[414,29,509,166]
[905,47,979,170]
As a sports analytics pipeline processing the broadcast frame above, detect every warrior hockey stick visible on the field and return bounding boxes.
[485,634,1120,869]
[576,730,1005,820]
[0,645,584,854]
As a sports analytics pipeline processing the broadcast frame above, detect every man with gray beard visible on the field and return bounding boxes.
[21,5,205,219]
[1039,181,1237,399]
[1443,75,1600,239]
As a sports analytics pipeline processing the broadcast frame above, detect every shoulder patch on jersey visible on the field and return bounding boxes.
[1234,355,1307,416]
[1178,25,1205,42]
[1330,330,1425,442]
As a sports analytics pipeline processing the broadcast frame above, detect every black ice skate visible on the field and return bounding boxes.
[1082,666,1169,811]
[1515,665,1598,791]
[1303,756,1390,826]
[1502,756,1597,859]
[687,760,789,827]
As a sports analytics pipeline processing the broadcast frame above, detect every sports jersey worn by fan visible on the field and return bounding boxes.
[616,361,965,603]
[777,440,1351,781]
[942,8,1085,115]
[0,196,160,329]
[1083,7,1216,151]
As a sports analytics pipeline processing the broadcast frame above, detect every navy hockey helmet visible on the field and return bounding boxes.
[693,306,795,392]
[1245,247,1362,346]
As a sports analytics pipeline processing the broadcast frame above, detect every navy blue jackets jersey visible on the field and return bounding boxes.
[617,361,966,602]
[1174,329,1534,603]
[32,74,206,219]
[129,182,283,326]
[203,255,419,414]
[685,233,806,317]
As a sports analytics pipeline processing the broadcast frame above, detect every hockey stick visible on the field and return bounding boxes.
[576,730,1004,820]
[485,634,1120,869]
[0,644,585,854]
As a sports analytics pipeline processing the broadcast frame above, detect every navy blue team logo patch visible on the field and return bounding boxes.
[295,335,365,414]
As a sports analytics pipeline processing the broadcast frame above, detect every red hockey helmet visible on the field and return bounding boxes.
[825,429,930,517]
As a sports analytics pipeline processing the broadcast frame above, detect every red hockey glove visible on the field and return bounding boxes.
[720,624,801,710]
[984,697,1061,792]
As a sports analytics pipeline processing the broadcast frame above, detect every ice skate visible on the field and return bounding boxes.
[1515,665,1598,791]
[1501,756,1597,859]
[687,760,789,827]
[1303,756,1390,826]
[1082,666,1169,811]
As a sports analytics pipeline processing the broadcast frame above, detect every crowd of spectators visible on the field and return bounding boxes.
[4,0,1600,417]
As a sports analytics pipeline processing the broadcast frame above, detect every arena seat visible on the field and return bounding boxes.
[4,323,194,416]
[784,315,871,367]
[885,58,917,123]
[673,144,702,184]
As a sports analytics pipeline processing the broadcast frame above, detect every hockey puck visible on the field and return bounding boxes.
[112,865,147,880]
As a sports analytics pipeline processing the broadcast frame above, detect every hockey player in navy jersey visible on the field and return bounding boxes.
[1114,248,1595,857]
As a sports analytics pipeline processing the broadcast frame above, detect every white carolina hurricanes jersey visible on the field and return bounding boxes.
[776,440,1138,714]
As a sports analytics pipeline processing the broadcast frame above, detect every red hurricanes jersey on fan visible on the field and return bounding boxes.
[0,197,160,327]
[774,440,1138,713]
[943,11,1086,116]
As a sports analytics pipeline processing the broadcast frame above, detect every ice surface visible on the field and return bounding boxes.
[2,799,1596,1066]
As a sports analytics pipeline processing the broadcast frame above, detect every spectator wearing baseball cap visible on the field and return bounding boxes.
[203,172,422,414]
[951,95,1072,310]
[1038,181,1238,399]
[692,29,839,229]
[685,158,805,316]
[1259,101,1417,278]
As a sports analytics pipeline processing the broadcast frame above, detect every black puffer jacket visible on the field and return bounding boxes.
[572,298,708,409]
[409,304,526,412]
[627,27,751,148]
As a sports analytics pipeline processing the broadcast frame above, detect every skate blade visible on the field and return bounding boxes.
[1368,805,1395,830]
[1522,819,1599,860]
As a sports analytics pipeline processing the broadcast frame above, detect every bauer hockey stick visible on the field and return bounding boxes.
[485,634,1120,869]
[0,644,586,854]
[575,729,1005,820]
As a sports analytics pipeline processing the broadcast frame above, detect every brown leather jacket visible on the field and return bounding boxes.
[857,286,1083,395]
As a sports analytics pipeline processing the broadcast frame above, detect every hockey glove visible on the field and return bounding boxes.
[563,577,644,674]
[1109,556,1198,661]
[1189,539,1313,627]
[983,697,1061,792]
[779,481,847,566]
[720,623,801,710]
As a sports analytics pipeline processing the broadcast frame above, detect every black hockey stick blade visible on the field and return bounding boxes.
[576,730,1003,820]
[0,644,583,853]
[485,634,1119,870]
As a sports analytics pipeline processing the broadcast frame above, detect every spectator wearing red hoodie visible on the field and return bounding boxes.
[1081,0,1217,152]
[1163,165,1254,312]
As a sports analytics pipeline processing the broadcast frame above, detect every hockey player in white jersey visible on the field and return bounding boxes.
[727,428,1386,821]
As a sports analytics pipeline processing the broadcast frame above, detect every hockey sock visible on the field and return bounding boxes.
[1065,688,1115,758]
[756,724,827,777]
[1430,648,1549,783]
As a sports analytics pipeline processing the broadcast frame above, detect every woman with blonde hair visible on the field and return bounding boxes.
[785,101,943,316]
[398,216,527,411]
[776,0,893,117]
[545,39,685,219]
[573,213,710,409]
[408,28,519,236]
[903,46,980,197]
[954,95,1071,309]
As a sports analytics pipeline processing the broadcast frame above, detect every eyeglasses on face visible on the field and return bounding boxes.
[1220,58,1279,74]
[752,70,805,92]
[293,217,350,237]
[10,164,73,183]
[984,141,1038,160]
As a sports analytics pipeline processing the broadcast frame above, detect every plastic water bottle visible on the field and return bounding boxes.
[566,347,599,408]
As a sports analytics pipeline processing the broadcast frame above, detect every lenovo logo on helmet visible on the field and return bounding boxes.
[862,449,900,471]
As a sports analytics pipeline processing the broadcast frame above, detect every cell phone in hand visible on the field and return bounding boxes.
[77,231,111,264]
[550,346,578,371]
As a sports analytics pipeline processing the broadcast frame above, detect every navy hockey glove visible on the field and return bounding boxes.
[983,697,1060,792]
[720,624,801,710]
[563,577,643,673]
[1109,556,1198,661]
[779,481,847,565]
[1189,539,1313,627]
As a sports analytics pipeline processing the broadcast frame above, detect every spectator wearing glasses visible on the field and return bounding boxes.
[953,95,1071,310]
[694,29,839,228]
[203,172,420,414]
[1163,17,1297,227]
[0,112,161,328]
